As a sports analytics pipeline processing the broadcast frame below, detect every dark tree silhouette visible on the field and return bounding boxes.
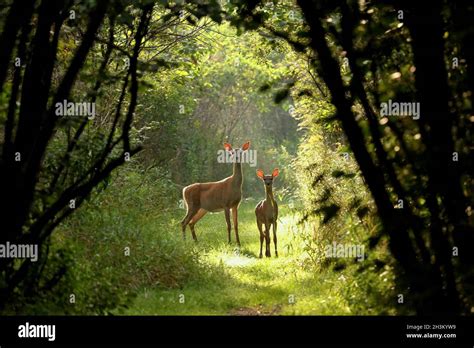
[0,0,153,308]
[295,0,473,314]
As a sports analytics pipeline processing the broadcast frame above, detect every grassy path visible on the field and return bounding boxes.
[126,201,352,315]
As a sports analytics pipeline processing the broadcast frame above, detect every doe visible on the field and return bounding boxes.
[181,142,250,246]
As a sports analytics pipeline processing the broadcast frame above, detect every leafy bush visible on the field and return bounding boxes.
[7,164,205,315]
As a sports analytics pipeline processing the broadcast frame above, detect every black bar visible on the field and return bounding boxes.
[0,316,473,346]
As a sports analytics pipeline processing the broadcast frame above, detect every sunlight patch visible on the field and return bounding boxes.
[222,255,255,267]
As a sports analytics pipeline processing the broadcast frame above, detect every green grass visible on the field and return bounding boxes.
[124,201,355,315]
[48,168,395,316]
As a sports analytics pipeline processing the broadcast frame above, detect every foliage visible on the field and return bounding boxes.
[4,164,204,314]
[0,0,471,316]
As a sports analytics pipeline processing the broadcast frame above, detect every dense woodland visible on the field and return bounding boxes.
[0,0,472,315]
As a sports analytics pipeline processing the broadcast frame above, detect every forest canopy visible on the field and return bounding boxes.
[0,0,472,316]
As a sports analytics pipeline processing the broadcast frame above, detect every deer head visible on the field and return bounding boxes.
[223,141,250,164]
[256,168,279,191]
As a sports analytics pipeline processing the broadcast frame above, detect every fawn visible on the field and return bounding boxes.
[255,168,279,258]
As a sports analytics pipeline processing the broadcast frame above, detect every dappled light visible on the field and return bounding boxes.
[0,1,472,344]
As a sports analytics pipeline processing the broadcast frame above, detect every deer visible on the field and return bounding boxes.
[255,168,279,258]
[181,141,250,246]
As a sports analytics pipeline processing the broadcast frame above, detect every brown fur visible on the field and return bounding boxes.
[255,169,279,258]
[181,142,250,246]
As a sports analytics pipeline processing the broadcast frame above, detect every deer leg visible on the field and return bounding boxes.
[231,206,241,247]
[264,223,271,257]
[181,206,199,240]
[272,221,278,257]
[189,208,207,242]
[257,221,264,258]
[225,208,231,243]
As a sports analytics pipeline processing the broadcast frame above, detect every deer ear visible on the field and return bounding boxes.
[272,168,279,178]
[256,169,264,179]
[224,142,232,151]
[241,141,250,151]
